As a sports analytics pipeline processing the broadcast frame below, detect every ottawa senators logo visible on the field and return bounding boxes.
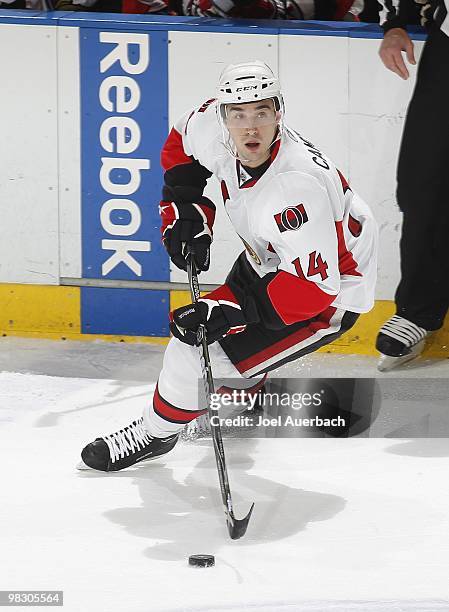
[274,204,308,233]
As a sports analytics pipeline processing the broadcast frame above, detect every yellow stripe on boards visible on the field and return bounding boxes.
[0,284,447,358]
[0,284,80,335]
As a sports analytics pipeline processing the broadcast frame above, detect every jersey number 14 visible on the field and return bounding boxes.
[293,251,329,281]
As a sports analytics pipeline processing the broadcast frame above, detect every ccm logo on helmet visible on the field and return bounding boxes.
[236,85,258,92]
[274,204,308,233]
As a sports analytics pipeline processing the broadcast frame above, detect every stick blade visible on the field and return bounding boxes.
[228,503,255,540]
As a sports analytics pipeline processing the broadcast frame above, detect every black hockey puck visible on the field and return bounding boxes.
[188,554,215,568]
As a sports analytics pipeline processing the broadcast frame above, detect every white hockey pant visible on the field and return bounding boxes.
[142,337,265,438]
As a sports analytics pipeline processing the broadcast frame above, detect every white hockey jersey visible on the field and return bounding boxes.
[161,99,378,326]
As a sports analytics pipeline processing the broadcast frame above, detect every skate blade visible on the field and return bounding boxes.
[377,339,425,372]
[76,454,162,472]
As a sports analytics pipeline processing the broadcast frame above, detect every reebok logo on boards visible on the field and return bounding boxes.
[97,32,151,277]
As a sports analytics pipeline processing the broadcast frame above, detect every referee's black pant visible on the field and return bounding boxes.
[395,28,449,331]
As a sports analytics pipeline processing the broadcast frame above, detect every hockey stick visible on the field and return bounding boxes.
[186,248,254,540]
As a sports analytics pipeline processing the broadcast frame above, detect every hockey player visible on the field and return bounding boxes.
[79,61,378,472]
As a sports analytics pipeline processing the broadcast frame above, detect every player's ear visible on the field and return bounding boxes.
[275,111,281,123]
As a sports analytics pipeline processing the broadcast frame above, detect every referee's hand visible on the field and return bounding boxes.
[379,28,416,80]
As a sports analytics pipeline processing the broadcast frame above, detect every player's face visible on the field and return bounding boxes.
[225,99,279,167]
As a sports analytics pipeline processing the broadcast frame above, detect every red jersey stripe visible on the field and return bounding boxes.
[335,220,362,277]
[267,271,335,324]
[221,180,230,204]
[348,214,362,237]
[161,128,192,172]
[337,169,351,194]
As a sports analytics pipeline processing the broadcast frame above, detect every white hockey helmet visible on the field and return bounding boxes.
[217,60,284,157]
[217,60,283,108]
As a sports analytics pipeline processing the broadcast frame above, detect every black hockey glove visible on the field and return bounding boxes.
[159,197,216,272]
[170,284,257,346]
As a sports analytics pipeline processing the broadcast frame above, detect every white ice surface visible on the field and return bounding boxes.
[0,337,448,612]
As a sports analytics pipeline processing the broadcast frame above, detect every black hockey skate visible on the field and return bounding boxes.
[78,417,179,472]
[376,315,429,372]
